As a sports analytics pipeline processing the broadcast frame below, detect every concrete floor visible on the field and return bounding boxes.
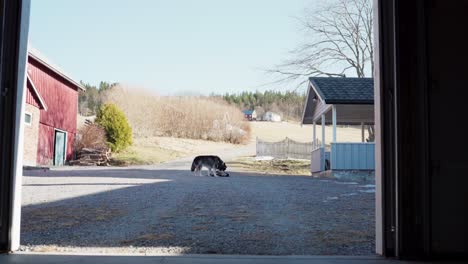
[0,253,446,264]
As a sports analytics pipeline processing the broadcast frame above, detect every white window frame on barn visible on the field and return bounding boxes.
[24,111,32,126]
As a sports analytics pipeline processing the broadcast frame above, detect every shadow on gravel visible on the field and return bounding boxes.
[21,168,375,255]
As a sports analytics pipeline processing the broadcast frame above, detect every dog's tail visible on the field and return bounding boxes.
[191,161,196,172]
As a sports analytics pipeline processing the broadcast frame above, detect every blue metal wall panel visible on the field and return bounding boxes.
[331,143,375,170]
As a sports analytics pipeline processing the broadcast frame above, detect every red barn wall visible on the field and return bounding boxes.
[27,57,79,165]
[25,83,41,108]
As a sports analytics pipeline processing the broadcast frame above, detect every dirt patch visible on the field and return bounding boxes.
[229,157,311,176]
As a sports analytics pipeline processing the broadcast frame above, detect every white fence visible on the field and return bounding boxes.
[256,137,318,160]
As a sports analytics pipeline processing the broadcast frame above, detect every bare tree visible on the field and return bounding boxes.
[269,0,373,85]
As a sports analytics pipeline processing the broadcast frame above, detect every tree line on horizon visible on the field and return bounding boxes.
[217,90,306,121]
[78,81,117,116]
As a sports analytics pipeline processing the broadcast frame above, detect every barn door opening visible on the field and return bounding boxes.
[1,0,391,257]
[53,130,66,166]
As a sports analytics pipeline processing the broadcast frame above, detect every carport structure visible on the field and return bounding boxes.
[302,77,375,173]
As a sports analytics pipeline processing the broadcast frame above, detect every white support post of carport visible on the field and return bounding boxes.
[332,105,337,143]
[313,121,316,148]
[321,114,326,171]
[321,114,325,148]
[361,122,365,142]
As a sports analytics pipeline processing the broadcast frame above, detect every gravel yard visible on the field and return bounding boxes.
[20,159,375,255]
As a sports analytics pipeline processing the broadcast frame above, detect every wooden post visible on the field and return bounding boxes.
[313,121,316,148]
[332,105,337,143]
[361,122,365,142]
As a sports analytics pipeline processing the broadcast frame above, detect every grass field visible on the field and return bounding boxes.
[111,136,246,165]
[111,121,364,166]
[250,121,364,144]
[111,145,182,166]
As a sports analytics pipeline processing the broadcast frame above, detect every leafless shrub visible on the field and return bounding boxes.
[102,85,251,144]
[75,123,108,151]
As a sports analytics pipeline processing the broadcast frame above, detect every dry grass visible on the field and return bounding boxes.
[111,144,182,166]
[250,121,363,144]
[110,136,249,166]
[229,157,311,176]
[103,86,250,144]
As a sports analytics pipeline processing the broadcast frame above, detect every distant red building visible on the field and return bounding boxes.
[23,49,84,166]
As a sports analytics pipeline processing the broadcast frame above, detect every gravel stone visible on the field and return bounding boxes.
[21,159,375,255]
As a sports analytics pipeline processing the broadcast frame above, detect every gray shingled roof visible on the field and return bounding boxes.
[309,77,374,104]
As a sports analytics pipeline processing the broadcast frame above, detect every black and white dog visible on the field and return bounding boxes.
[191,155,229,177]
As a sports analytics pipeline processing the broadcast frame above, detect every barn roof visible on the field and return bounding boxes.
[28,47,85,91]
[309,77,374,105]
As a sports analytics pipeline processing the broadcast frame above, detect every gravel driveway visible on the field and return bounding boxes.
[20,158,375,255]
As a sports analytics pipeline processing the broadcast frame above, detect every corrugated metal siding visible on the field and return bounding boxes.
[330,143,375,170]
[28,57,78,165]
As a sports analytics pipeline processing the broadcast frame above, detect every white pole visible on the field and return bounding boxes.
[321,114,325,148]
[321,114,326,171]
[313,121,316,148]
[10,0,31,251]
[361,122,365,142]
[332,105,337,143]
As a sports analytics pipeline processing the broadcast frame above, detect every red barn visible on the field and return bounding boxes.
[23,48,84,166]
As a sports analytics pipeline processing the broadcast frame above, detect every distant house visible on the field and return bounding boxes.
[263,112,281,122]
[242,109,257,121]
[23,48,85,166]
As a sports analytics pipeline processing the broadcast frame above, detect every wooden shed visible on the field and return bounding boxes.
[23,48,85,166]
[302,77,375,173]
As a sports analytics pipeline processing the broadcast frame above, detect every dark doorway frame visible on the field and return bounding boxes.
[3,0,467,261]
[0,0,398,257]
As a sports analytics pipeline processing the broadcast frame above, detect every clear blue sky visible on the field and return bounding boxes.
[29,0,313,95]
